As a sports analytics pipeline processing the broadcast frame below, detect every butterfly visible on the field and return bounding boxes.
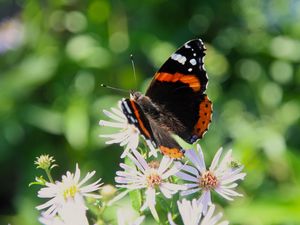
[120,39,212,159]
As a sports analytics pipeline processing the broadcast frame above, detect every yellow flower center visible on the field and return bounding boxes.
[146,172,162,188]
[63,185,78,199]
[199,171,218,190]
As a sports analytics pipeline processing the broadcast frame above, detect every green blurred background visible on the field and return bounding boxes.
[0,0,300,224]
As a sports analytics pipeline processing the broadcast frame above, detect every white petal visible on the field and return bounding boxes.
[197,191,212,215]
[161,165,181,179]
[215,149,232,173]
[160,182,186,198]
[100,131,128,140]
[142,188,159,221]
[209,147,223,171]
[73,164,81,183]
[219,166,244,180]
[105,136,128,145]
[200,204,226,225]
[176,171,199,182]
[158,156,173,175]
[103,109,125,122]
[186,146,206,174]
[177,198,203,225]
[221,172,246,185]
[160,185,172,198]
[132,215,145,225]
[78,171,96,187]
[111,106,126,118]
[107,190,130,206]
[131,150,150,171]
[80,179,102,193]
[185,183,199,188]
[180,164,200,177]
[121,145,131,158]
[146,140,158,157]
[180,188,200,196]
[36,198,57,211]
[99,120,126,128]
[168,213,177,225]
[215,192,233,201]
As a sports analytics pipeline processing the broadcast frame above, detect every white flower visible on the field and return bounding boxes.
[99,102,157,158]
[99,101,157,158]
[39,198,89,225]
[176,144,246,214]
[36,164,102,217]
[114,149,186,221]
[168,199,228,225]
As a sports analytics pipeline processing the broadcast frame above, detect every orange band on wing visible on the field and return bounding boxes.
[130,100,151,138]
[193,96,212,138]
[155,72,200,92]
[159,146,184,159]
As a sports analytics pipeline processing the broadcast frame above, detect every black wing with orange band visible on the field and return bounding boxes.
[120,98,155,142]
[121,98,185,159]
[145,39,212,143]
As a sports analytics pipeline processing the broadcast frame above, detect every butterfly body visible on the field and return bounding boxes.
[121,39,212,159]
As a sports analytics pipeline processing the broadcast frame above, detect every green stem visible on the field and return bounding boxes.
[45,168,54,183]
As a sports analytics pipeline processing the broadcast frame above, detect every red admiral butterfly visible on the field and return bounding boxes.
[121,39,212,159]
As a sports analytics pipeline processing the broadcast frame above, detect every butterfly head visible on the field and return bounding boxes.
[130,91,143,101]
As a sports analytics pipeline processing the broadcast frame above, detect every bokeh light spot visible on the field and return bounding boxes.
[238,59,262,82]
[149,41,176,68]
[66,35,111,67]
[260,82,282,107]
[270,36,300,62]
[49,10,65,32]
[65,101,89,150]
[109,31,129,53]
[75,71,95,95]
[205,44,229,78]
[262,131,286,160]
[270,60,293,84]
[65,11,87,33]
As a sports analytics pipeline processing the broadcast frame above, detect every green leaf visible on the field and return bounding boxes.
[28,176,47,187]
[129,189,142,212]
[156,194,172,223]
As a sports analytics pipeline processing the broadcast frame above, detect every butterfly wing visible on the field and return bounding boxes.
[121,98,184,159]
[145,39,212,143]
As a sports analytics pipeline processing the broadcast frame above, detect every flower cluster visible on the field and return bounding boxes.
[99,102,247,224]
[32,99,246,225]
[34,157,102,225]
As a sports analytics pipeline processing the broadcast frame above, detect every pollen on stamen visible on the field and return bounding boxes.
[199,171,218,190]
[63,185,78,199]
[146,172,162,188]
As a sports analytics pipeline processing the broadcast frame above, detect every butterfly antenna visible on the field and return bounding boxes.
[100,84,129,93]
[130,54,138,89]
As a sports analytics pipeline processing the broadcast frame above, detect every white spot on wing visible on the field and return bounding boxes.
[123,101,132,114]
[188,68,192,72]
[190,58,197,66]
[171,53,187,65]
[129,116,135,123]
